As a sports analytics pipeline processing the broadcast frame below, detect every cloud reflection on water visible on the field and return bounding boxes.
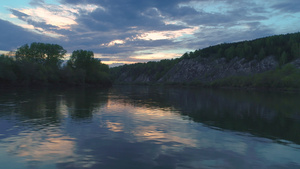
[0,87,300,169]
[104,99,197,147]
[3,125,101,168]
[5,129,75,163]
[98,91,300,168]
[106,121,124,133]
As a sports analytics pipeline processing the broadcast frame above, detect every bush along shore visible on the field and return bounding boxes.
[0,43,112,87]
[186,64,300,90]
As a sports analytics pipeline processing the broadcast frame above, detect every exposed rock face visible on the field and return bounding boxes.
[115,56,285,84]
[116,71,154,83]
[291,59,300,69]
[159,56,278,83]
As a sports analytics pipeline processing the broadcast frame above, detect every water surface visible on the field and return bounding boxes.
[0,86,300,169]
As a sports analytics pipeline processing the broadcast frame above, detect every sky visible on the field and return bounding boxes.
[0,0,300,66]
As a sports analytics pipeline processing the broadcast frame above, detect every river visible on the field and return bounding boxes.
[0,86,299,169]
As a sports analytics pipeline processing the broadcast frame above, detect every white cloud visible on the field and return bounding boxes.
[101,26,199,48]
[102,39,126,47]
[0,50,9,54]
[136,27,199,41]
[10,3,99,37]
[2,0,299,64]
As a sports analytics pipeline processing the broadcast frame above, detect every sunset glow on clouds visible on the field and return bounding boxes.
[8,3,99,37]
[0,0,300,66]
[130,52,180,60]
[102,27,198,48]
[102,40,126,47]
[19,7,77,29]
[137,27,199,41]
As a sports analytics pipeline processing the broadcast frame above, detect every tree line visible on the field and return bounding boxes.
[2,32,300,88]
[0,42,111,86]
[182,32,300,64]
[110,58,181,82]
[111,32,300,88]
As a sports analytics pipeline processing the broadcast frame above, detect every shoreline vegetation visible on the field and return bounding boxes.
[1,32,300,90]
[112,66,300,91]
[0,43,112,87]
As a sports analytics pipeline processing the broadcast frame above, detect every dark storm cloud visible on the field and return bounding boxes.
[56,0,200,54]
[59,0,277,58]
[2,0,299,64]
[73,1,189,32]
[272,0,300,13]
[165,1,267,27]
[90,40,172,57]
[0,19,54,50]
[29,0,45,6]
[188,24,273,49]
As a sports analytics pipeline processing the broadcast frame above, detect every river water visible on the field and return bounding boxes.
[0,86,299,169]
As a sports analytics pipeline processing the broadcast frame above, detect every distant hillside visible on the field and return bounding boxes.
[111,32,300,89]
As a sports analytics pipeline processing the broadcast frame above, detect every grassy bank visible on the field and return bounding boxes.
[207,64,300,90]
[114,64,300,91]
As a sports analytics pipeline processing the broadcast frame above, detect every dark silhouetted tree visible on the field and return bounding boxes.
[67,50,111,85]
[16,42,66,66]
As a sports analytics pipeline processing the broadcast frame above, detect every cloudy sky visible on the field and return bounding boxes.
[0,0,299,66]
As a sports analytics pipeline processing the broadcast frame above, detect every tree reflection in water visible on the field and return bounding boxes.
[0,86,299,169]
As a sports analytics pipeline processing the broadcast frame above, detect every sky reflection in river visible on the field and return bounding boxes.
[0,86,299,169]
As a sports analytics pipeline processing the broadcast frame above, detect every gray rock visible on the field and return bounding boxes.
[115,56,281,84]
[159,56,278,83]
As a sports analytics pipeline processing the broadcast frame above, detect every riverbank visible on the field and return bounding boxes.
[113,64,300,91]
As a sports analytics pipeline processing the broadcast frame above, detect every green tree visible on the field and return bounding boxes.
[0,54,16,83]
[243,43,253,61]
[68,50,94,69]
[291,43,300,59]
[235,44,245,58]
[181,52,189,59]
[225,46,235,61]
[258,48,266,61]
[14,43,67,84]
[68,50,111,85]
[279,51,288,66]
[15,42,66,66]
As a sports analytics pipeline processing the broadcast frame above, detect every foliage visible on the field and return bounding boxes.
[0,43,111,87]
[110,58,181,82]
[111,32,300,89]
[16,42,66,67]
[180,32,300,62]
[66,50,111,85]
[0,54,17,83]
[209,64,300,89]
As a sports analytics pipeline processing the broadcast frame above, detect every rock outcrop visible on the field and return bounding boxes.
[159,56,278,83]
[114,56,300,84]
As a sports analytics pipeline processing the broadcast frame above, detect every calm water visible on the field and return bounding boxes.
[0,86,300,169]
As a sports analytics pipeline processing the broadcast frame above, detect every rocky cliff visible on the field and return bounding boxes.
[112,32,300,85]
[114,56,283,84]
